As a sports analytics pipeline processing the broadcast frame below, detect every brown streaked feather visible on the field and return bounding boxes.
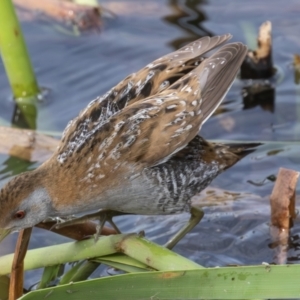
[199,43,248,123]
[79,42,248,169]
[169,42,248,124]
[96,34,232,109]
[57,35,232,164]
[129,43,248,167]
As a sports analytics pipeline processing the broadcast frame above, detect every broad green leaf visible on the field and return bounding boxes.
[19,265,300,300]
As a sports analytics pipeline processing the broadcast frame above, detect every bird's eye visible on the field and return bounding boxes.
[13,211,26,220]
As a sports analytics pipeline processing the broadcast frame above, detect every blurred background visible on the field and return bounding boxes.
[0,0,300,288]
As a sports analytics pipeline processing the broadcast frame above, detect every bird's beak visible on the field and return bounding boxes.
[0,228,11,243]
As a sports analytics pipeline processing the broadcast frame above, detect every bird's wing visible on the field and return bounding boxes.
[88,34,232,110]
[87,43,248,168]
[58,35,231,163]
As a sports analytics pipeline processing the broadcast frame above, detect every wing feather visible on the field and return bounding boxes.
[94,43,248,168]
[58,34,232,163]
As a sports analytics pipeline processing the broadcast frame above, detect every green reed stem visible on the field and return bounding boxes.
[0,0,39,99]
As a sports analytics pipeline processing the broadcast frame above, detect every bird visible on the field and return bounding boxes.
[0,34,251,248]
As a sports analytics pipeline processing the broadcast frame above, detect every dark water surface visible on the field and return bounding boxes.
[1,0,300,287]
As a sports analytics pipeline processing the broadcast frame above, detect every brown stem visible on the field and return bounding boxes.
[270,168,299,264]
[9,228,32,300]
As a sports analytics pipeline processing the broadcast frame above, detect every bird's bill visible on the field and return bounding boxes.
[0,228,11,243]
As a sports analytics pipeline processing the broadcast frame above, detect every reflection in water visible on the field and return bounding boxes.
[242,82,275,112]
[164,0,214,49]
[293,54,300,84]
[12,101,37,130]
[0,157,34,181]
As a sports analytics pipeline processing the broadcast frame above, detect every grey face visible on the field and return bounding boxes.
[0,188,52,232]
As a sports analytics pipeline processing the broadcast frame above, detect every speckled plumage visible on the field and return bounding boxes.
[0,35,249,234]
[57,34,232,164]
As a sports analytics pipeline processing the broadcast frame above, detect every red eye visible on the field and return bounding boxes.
[13,211,26,220]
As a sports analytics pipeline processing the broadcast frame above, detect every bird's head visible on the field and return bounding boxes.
[0,169,52,241]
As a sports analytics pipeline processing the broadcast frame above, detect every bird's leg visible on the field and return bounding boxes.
[53,209,127,239]
[164,206,204,249]
[93,210,125,241]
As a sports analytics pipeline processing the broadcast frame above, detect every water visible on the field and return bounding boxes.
[0,0,300,288]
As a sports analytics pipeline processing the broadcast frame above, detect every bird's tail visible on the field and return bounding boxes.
[213,142,261,170]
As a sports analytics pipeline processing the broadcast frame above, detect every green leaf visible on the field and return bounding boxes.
[19,265,300,300]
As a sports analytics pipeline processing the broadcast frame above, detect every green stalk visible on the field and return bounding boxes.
[117,234,203,271]
[0,234,118,276]
[0,0,39,99]
[0,234,202,276]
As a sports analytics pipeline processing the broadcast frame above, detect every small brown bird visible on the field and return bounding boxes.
[0,35,250,247]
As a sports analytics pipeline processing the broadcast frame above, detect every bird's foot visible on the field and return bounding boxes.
[164,206,204,249]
